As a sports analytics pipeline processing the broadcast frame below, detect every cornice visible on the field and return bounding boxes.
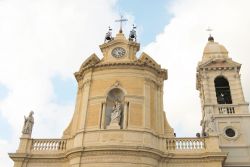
[197,57,241,72]
[163,152,227,163]
[65,146,163,160]
[198,66,239,72]
[9,146,227,164]
[99,38,140,51]
[75,61,167,82]
[9,152,68,162]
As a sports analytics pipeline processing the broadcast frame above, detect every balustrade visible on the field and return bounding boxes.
[31,137,207,153]
[218,105,235,114]
[31,139,67,152]
[166,138,205,151]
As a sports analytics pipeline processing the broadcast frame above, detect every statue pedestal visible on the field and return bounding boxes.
[17,134,32,153]
[107,122,120,129]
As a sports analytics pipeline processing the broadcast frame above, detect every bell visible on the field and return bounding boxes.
[106,36,111,40]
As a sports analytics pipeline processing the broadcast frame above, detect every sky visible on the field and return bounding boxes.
[1,0,250,166]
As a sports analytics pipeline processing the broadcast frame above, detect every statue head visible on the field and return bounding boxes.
[113,98,121,104]
[29,111,34,116]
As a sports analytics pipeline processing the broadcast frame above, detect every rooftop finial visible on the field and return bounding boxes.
[115,15,128,33]
[206,27,214,42]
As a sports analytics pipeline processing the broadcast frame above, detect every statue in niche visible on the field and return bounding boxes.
[110,99,122,125]
[105,88,124,129]
[22,111,34,135]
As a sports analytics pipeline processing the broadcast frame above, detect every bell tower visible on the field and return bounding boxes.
[196,36,250,166]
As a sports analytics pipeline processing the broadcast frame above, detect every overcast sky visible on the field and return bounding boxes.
[1,0,250,166]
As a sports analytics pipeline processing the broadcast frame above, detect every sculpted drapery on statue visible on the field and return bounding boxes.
[22,111,34,135]
[105,88,125,129]
[111,99,122,124]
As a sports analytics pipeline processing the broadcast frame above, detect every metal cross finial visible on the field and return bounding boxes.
[133,24,136,29]
[206,27,213,36]
[206,27,214,41]
[115,15,128,33]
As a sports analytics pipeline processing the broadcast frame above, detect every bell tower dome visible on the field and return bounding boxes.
[196,36,250,166]
[202,35,229,61]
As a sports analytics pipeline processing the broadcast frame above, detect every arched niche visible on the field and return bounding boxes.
[105,88,125,128]
[214,76,232,104]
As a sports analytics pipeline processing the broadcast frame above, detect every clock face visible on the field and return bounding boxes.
[111,47,126,58]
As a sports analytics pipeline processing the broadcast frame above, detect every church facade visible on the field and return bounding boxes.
[9,26,250,167]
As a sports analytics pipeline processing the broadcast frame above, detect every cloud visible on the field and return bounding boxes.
[0,0,122,166]
[1,0,250,166]
[0,139,10,166]
[144,0,250,137]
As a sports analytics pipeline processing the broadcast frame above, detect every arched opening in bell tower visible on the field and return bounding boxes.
[214,76,232,104]
[105,88,125,128]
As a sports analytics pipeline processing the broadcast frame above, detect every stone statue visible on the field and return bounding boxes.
[204,109,216,135]
[110,100,122,124]
[22,111,34,135]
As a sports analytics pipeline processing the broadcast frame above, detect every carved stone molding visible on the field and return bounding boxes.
[144,77,163,88]
[83,61,168,80]
[144,77,152,84]
[104,81,127,96]
[234,73,240,78]
[78,79,91,89]
[67,148,162,160]
[84,79,91,87]
[112,80,121,87]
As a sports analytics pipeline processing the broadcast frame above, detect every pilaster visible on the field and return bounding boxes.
[144,78,151,129]
[79,77,92,130]
[100,102,106,129]
[123,101,129,129]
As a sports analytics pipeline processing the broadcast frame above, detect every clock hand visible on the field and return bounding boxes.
[115,50,119,55]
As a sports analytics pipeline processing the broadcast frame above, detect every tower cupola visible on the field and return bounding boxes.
[202,36,228,61]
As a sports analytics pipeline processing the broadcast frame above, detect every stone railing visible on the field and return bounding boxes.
[216,104,236,114]
[166,138,205,151]
[31,139,67,152]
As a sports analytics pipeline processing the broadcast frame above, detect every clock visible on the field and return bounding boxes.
[111,47,126,58]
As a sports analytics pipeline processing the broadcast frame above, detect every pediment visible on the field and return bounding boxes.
[198,58,241,69]
[79,53,100,70]
[138,52,161,69]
